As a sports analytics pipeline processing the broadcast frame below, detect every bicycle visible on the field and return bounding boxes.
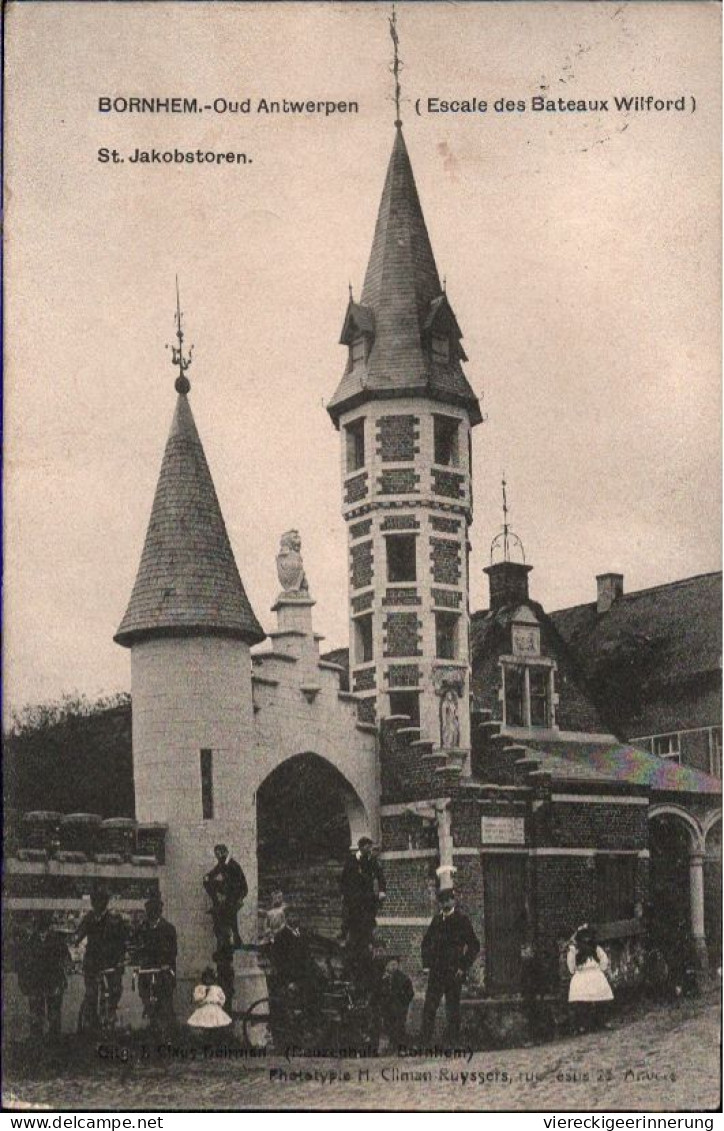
[132,965,176,1035]
[77,965,124,1035]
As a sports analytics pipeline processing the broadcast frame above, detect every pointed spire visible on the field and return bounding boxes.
[115,390,265,648]
[328,126,481,425]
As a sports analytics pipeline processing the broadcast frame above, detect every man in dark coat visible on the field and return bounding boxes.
[132,895,177,1033]
[340,837,386,948]
[203,844,248,949]
[16,912,70,1041]
[75,887,128,1031]
[420,888,480,1044]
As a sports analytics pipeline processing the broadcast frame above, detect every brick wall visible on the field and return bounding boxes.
[353,667,376,692]
[382,588,421,606]
[432,588,462,608]
[349,518,373,540]
[351,591,374,613]
[376,415,419,462]
[378,469,420,495]
[549,800,647,850]
[386,664,421,689]
[430,516,461,534]
[430,538,461,585]
[350,540,373,589]
[431,468,465,499]
[384,612,423,658]
[357,697,376,725]
[345,472,368,505]
[381,515,420,532]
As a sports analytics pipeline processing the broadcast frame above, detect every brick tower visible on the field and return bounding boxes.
[327,119,482,758]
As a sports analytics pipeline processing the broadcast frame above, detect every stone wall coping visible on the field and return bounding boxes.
[6,858,161,877]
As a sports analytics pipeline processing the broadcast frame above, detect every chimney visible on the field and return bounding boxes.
[484,561,533,612]
[596,572,624,614]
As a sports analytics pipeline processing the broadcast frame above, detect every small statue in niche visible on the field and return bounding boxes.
[440,688,460,750]
[276,529,309,594]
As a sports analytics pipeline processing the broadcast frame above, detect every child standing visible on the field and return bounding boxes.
[264,891,287,940]
[187,966,233,1033]
[567,925,613,1032]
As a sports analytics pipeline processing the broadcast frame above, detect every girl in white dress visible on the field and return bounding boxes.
[187,967,233,1032]
[567,925,613,1032]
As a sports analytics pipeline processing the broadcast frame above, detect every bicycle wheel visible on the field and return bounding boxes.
[242,996,271,1048]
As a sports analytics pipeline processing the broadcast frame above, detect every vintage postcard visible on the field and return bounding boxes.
[3,0,721,1116]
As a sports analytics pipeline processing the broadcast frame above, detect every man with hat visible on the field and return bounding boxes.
[74,886,128,1031]
[340,836,387,949]
[16,911,70,1042]
[203,844,248,949]
[131,894,178,1034]
[420,887,480,1044]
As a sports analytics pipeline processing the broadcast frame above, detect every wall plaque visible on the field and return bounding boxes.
[481,815,526,845]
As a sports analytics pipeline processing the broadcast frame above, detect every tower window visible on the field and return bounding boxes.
[433,415,460,467]
[504,666,525,727]
[653,733,680,762]
[345,418,365,472]
[354,614,374,664]
[529,668,550,728]
[435,611,458,660]
[386,534,416,583]
[431,335,450,363]
[200,749,214,820]
[389,690,420,727]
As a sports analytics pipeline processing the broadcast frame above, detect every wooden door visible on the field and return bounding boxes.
[483,855,528,994]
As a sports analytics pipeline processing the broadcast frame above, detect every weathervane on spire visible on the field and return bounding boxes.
[168,276,194,395]
[389,3,402,128]
[490,474,526,565]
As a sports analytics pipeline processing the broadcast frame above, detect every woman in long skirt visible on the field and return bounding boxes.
[567,925,613,1033]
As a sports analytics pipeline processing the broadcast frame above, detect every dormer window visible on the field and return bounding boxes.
[350,337,366,367]
[431,334,450,363]
[502,661,555,729]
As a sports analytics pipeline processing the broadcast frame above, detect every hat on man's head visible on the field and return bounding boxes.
[214,843,229,854]
[438,887,456,904]
[358,836,374,849]
[145,894,163,913]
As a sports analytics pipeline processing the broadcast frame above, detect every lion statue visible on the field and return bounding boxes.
[276,529,309,594]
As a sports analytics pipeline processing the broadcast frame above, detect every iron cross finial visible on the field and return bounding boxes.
[168,276,194,395]
[389,4,402,128]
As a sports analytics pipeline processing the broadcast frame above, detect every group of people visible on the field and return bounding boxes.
[15,833,617,1048]
[15,886,178,1040]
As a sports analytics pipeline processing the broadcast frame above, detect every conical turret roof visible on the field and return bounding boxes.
[115,392,265,647]
[328,127,481,425]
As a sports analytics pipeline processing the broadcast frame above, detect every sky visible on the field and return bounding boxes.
[5,0,721,715]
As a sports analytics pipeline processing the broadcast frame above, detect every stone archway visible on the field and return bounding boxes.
[648,805,707,975]
[256,752,369,941]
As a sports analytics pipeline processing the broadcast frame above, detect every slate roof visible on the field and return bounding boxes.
[519,736,721,795]
[115,392,265,647]
[327,127,481,425]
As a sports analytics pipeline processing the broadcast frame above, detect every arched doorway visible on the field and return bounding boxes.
[256,752,368,941]
[649,813,695,960]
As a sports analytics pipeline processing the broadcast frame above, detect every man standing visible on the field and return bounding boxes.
[16,912,70,1042]
[420,888,479,1044]
[340,836,386,948]
[203,844,248,949]
[75,887,127,1031]
[132,895,177,1034]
